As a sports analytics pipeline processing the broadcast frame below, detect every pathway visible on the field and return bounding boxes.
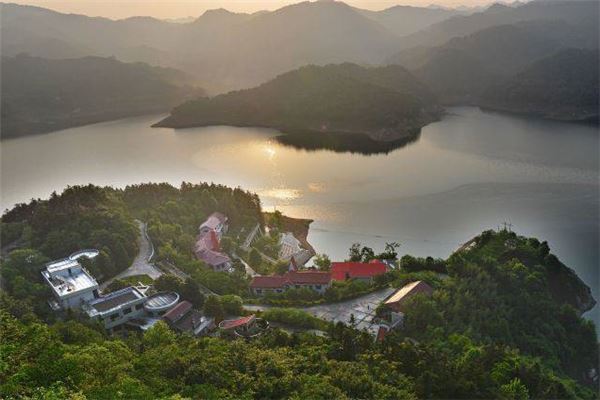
[233,253,260,277]
[241,223,261,250]
[244,286,395,335]
[100,220,162,290]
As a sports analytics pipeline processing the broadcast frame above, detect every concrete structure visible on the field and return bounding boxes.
[85,287,147,330]
[144,291,180,317]
[250,271,332,296]
[41,250,100,310]
[331,260,388,283]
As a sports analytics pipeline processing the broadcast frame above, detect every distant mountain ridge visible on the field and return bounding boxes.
[387,15,599,107]
[481,49,599,122]
[1,55,201,138]
[0,1,471,93]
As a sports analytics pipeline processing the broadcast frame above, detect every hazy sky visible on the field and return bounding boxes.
[9,0,494,19]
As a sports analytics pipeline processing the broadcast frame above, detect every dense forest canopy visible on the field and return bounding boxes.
[0,185,597,399]
[155,63,441,143]
[1,55,201,138]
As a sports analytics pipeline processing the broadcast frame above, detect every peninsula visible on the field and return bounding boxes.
[153,63,441,144]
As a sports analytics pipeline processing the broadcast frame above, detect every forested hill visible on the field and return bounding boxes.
[1,55,203,138]
[0,184,598,398]
[154,63,441,143]
[481,49,600,122]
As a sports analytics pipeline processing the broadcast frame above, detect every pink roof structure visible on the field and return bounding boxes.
[331,261,388,281]
[250,271,331,289]
[219,314,256,330]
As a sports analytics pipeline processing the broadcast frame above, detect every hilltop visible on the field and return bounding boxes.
[1,55,202,138]
[481,49,599,122]
[0,184,597,398]
[154,63,441,145]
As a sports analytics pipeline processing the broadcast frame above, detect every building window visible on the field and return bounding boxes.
[276,289,283,293]
[110,313,119,321]
[256,289,262,294]
[135,304,143,310]
[315,285,321,289]
[123,307,132,315]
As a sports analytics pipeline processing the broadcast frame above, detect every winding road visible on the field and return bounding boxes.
[100,220,162,290]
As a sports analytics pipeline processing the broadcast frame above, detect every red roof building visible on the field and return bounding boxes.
[250,271,332,295]
[331,260,388,282]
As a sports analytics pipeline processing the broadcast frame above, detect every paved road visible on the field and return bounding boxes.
[100,220,162,290]
[245,287,396,335]
[233,254,260,277]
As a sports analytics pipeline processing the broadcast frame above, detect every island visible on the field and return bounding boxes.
[153,63,442,151]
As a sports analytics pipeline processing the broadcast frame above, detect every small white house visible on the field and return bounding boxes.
[41,252,100,310]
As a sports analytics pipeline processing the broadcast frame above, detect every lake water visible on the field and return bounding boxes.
[1,107,598,325]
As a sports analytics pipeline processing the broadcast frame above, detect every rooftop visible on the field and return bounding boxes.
[384,281,433,312]
[219,314,256,330]
[42,263,98,297]
[88,286,145,315]
[197,249,231,267]
[200,212,228,231]
[163,300,193,324]
[331,261,388,281]
[250,271,331,288]
[144,292,179,312]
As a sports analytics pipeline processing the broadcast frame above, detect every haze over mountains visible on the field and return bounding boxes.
[1,55,201,138]
[1,0,598,139]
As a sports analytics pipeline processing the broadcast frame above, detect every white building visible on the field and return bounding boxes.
[279,232,302,260]
[85,286,147,330]
[41,251,100,310]
[199,212,229,239]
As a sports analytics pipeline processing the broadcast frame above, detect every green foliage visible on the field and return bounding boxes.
[2,185,139,282]
[157,64,440,141]
[313,253,331,271]
[153,274,205,308]
[1,54,200,138]
[400,254,447,273]
[203,295,225,322]
[261,308,329,331]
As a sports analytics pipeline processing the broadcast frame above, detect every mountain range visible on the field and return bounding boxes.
[1,0,598,138]
[1,55,201,138]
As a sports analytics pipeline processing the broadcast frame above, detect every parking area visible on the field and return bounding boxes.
[304,287,395,334]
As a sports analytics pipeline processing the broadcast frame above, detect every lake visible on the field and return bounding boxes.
[1,106,598,325]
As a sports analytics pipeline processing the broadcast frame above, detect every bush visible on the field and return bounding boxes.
[261,308,329,331]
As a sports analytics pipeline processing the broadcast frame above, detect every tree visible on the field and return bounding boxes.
[249,248,262,267]
[153,274,184,293]
[348,243,362,262]
[378,242,400,260]
[181,278,205,308]
[313,254,331,271]
[359,246,375,262]
[203,295,224,322]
